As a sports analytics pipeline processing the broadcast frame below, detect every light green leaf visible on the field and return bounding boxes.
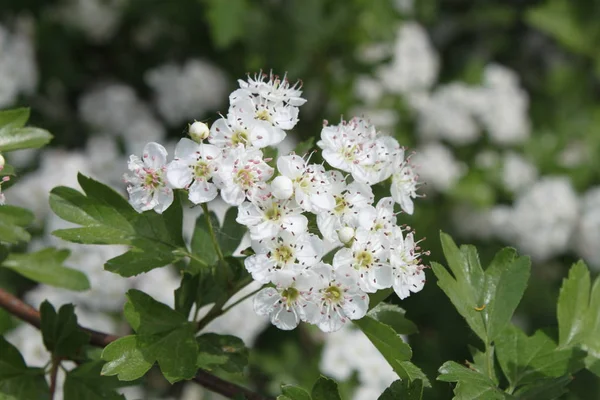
[0,205,34,243]
[64,361,125,400]
[557,261,590,347]
[2,248,90,291]
[0,336,49,399]
[105,249,177,277]
[101,336,153,381]
[583,275,600,354]
[0,206,34,227]
[311,376,341,400]
[196,333,248,373]
[378,379,423,400]
[367,303,418,335]
[0,108,29,129]
[293,137,315,156]
[280,385,311,400]
[40,302,90,358]
[0,127,52,152]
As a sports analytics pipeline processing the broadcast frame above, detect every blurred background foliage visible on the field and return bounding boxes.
[1,0,599,399]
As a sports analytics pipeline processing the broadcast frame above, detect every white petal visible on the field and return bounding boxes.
[254,288,280,316]
[166,160,193,189]
[272,307,300,330]
[221,185,246,206]
[342,291,369,320]
[188,180,218,204]
[281,214,308,236]
[174,138,199,159]
[244,254,273,284]
[142,142,168,169]
[236,202,263,227]
[153,187,173,214]
[277,155,305,180]
[332,248,353,270]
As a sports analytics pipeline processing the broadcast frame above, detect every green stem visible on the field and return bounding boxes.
[221,286,263,314]
[201,203,225,262]
[485,342,494,380]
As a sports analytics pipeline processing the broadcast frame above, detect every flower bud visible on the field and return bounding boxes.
[271,176,294,200]
[337,226,355,245]
[188,121,210,142]
[0,154,4,170]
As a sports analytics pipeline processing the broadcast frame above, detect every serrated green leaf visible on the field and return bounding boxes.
[196,333,248,373]
[0,336,49,399]
[353,315,412,361]
[0,108,29,129]
[469,345,498,385]
[40,302,90,358]
[280,384,311,400]
[482,249,530,341]
[2,248,90,291]
[0,127,52,152]
[63,361,125,400]
[584,276,600,354]
[367,303,418,335]
[105,249,177,277]
[512,376,571,400]
[438,361,507,400]
[395,361,430,387]
[557,261,590,347]
[124,289,187,335]
[378,379,423,400]
[101,336,153,381]
[311,376,341,400]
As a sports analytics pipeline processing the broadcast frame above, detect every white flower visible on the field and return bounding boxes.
[333,228,392,293]
[244,230,323,283]
[214,146,274,206]
[276,154,335,212]
[337,227,355,245]
[238,71,306,106]
[389,230,426,299]
[254,270,320,330]
[123,142,173,214]
[237,188,308,241]
[271,175,294,200]
[188,121,210,142]
[358,197,396,235]
[166,138,221,204]
[317,171,374,243]
[209,111,279,150]
[313,263,369,332]
[390,161,418,215]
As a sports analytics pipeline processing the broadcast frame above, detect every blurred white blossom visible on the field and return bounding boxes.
[574,187,600,270]
[53,0,126,42]
[0,22,38,108]
[411,142,466,193]
[502,152,538,193]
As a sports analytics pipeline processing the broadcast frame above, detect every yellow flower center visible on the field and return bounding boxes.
[355,251,373,268]
[324,286,343,302]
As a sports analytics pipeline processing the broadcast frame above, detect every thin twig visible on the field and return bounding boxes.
[49,356,59,400]
[0,287,274,400]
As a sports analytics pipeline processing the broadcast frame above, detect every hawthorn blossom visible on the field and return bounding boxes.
[236,187,308,241]
[358,197,396,235]
[390,229,426,299]
[333,228,392,293]
[214,146,274,206]
[313,263,369,333]
[244,230,323,284]
[254,270,320,330]
[316,171,374,243]
[166,138,221,204]
[276,154,335,212]
[238,71,306,106]
[123,142,173,213]
[390,160,419,215]
[209,111,279,150]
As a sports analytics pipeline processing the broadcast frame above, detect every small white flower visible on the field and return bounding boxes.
[358,197,396,235]
[123,142,173,214]
[238,71,307,106]
[166,138,221,204]
[389,230,426,299]
[271,175,294,200]
[277,154,335,212]
[236,187,308,241]
[333,228,392,293]
[245,230,323,284]
[254,270,320,330]
[313,263,369,333]
[337,227,355,245]
[188,121,210,142]
[214,146,274,206]
[209,111,277,150]
[390,161,419,215]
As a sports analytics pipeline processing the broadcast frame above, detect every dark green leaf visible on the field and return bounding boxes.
[557,261,590,347]
[311,376,341,400]
[0,127,53,152]
[40,302,90,358]
[63,361,125,400]
[105,249,177,277]
[216,208,246,257]
[196,333,248,373]
[174,273,198,317]
[124,290,187,335]
[353,315,412,361]
[367,288,392,311]
[2,248,90,291]
[378,379,423,400]
[438,361,507,400]
[191,212,220,267]
[367,303,418,335]
[0,336,49,399]
[280,384,311,400]
[513,376,571,400]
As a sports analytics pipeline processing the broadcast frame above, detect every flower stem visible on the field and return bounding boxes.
[196,275,253,331]
[221,286,263,314]
[201,203,225,262]
[49,356,60,400]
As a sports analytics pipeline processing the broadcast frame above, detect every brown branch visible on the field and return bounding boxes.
[0,288,273,400]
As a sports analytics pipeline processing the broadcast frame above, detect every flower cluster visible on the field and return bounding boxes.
[123,71,427,333]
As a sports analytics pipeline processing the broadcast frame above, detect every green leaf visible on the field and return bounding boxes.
[495,325,585,388]
[2,248,90,291]
[583,276,600,366]
[512,376,571,400]
[216,208,246,257]
[105,249,177,277]
[40,302,90,358]
[104,290,198,383]
[378,379,423,400]
[63,361,125,400]
[0,164,15,177]
[174,273,198,317]
[191,212,220,268]
[367,303,418,335]
[0,108,29,129]
[0,127,52,152]
[481,249,530,341]
[205,0,249,48]
[0,336,49,399]
[280,384,311,400]
[438,361,507,400]
[557,261,590,347]
[367,288,393,311]
[0,205,35,244]
[196,333,248,373]
[469,345,498,385]
[293,137,315,156]
[311,376,341,400]
[0,206,34,227]
[101,336,153,381]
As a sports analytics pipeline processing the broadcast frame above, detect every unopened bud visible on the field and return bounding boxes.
[337,227,355,245]
[189,121,210,142]
[271,176,294,200]
[0,154,4,170]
